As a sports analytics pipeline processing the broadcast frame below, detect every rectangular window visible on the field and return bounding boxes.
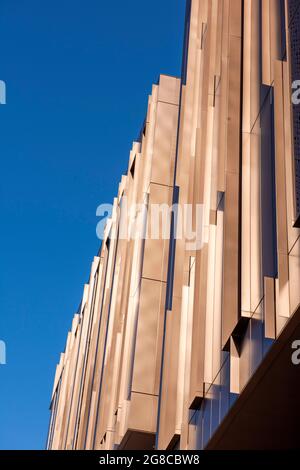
[165,186,180,311]
[181,0,192,86]
[260,86,278,277]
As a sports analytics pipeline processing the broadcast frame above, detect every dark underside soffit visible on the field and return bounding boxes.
[118,430,155,451]
[206,304,300,450]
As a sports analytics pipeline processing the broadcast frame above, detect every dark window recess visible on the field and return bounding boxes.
[136,118,146,144]
[217,191,225,212]
[260,86,278,278]
[288,0,300,226]
[165,186,180,311]
[279,0,287,60]
[130,157,136,178]
[181,0,192,86]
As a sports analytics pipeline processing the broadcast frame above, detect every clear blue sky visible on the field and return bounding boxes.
[0,0,185,450]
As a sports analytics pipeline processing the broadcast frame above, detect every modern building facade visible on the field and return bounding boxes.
[47,0,300,450]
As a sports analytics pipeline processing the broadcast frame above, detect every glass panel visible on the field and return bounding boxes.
[202,394,212,449]
[250,309,264,376]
